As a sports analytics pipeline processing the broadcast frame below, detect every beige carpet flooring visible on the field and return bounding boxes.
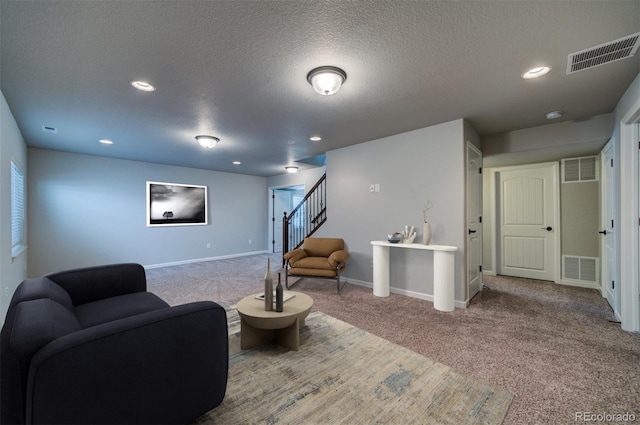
[146,253,640,425]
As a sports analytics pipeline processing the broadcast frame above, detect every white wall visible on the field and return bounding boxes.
[0,90,28,320]
[318,120,468,304]
[28,148,268,276]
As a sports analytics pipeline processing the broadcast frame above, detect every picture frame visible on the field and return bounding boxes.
[146,181,208,227]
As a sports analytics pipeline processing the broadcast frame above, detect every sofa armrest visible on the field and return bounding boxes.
[328,250,350,269]
[26,301,228,425]
[283,249,308,265]
[45,263,147,306]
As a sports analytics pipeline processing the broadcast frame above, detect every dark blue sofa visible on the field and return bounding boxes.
[0,263,228,425]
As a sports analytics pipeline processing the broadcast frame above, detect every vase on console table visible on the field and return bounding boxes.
[423,222,432,245]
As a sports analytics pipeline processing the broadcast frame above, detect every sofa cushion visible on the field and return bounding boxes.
[10,299,81,359]
[74,292,169,328]
[303,238,344,257]
[9,277,73,311]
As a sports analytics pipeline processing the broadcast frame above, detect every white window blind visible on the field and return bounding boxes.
[11,161,26,257]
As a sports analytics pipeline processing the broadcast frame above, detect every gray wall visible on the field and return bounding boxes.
[0,90,28,320]
[317,120,469,304]
[28,148,268,276]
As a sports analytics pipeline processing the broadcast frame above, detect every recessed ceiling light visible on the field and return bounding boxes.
[545,110,563,120]
[130,80,156,92]
[285,166,299,174]
[99,139,114,145]
[232,161,241,165]
[310,136,322,141]
[195,135,220,148]
[521,66,551,79]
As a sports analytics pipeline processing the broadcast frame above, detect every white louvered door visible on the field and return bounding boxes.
[498,163,559,281]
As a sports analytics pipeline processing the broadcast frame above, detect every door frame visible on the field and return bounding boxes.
[489,162,561,283]
[619,98,640,333]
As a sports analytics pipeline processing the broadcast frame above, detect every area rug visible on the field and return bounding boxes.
[193,307,513,425]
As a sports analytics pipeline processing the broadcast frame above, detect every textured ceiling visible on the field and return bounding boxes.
[1,1,639,176]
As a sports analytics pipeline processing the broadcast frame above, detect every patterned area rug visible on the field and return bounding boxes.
[193,307,513,424]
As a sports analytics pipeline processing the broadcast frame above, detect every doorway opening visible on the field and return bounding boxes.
[271,185,304,253]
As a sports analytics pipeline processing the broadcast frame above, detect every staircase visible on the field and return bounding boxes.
[282,173,326,260]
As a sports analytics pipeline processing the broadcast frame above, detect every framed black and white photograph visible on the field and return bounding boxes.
[147,181,208,227]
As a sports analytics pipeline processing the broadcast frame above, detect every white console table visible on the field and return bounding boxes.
[370,241,458,312]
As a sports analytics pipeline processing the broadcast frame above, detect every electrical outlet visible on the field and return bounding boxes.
[206,243,211,249]
[248,239,252,244]
[375,183,380,192]
[369,184,375,192]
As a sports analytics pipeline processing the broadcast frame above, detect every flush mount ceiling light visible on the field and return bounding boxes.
[195,135,220,149]
[232,161,242,165]
[545,110,563,119]
[99,139,114,145]
[130,80,156,92]
[521,66,551,79]
[309,136,322,141]
[307,66,347,95]
[285,166,299,174]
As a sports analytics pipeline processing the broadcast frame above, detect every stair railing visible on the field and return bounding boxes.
[282,173,326,263]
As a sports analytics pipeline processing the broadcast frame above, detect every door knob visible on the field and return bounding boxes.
[468,229,477,234]
[541,226,553,231]
[599,230,607,235]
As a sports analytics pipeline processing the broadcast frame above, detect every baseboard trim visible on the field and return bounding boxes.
[144,250,269,269]
[345,277,467,309]
[558,279,600,291]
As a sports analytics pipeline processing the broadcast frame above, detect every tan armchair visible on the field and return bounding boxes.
[283,237,350,293]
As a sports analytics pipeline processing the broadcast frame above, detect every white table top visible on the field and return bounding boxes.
[371,241,458,252]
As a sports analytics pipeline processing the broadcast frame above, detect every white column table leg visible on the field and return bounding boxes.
[433,250,455,312]
[373,244,390,297]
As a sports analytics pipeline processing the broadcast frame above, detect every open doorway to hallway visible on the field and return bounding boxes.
[271,185,304,253]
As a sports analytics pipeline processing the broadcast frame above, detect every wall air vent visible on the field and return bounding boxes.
[562,256,598,284]
[562,156,598,183]
[41,125,58,134]
[567,32,640,74]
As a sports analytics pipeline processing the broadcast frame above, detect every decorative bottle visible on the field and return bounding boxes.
[264,258,273,311]
[275,272,284,312]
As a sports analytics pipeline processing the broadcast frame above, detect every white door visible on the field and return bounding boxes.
[467,142,483,299]
[498,163,559,281]
[600,140,618,313]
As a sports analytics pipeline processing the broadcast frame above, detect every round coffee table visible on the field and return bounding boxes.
[236,291,313,351]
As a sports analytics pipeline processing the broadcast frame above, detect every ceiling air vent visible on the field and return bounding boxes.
[566,32,640,74]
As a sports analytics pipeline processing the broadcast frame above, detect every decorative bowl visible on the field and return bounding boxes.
[387,233,402,243]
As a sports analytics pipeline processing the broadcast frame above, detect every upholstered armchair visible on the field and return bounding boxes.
[283,237,350,293]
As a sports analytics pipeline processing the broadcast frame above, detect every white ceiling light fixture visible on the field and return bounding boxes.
[521,66,551,79]
[545,110,563,119]
[130,80,156,92]
[285,166,299,173]
[307,66,347,95]
[195,135,220,149]
[309,136,322,141]
[232,161,241,165]
[99,139,114,145]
